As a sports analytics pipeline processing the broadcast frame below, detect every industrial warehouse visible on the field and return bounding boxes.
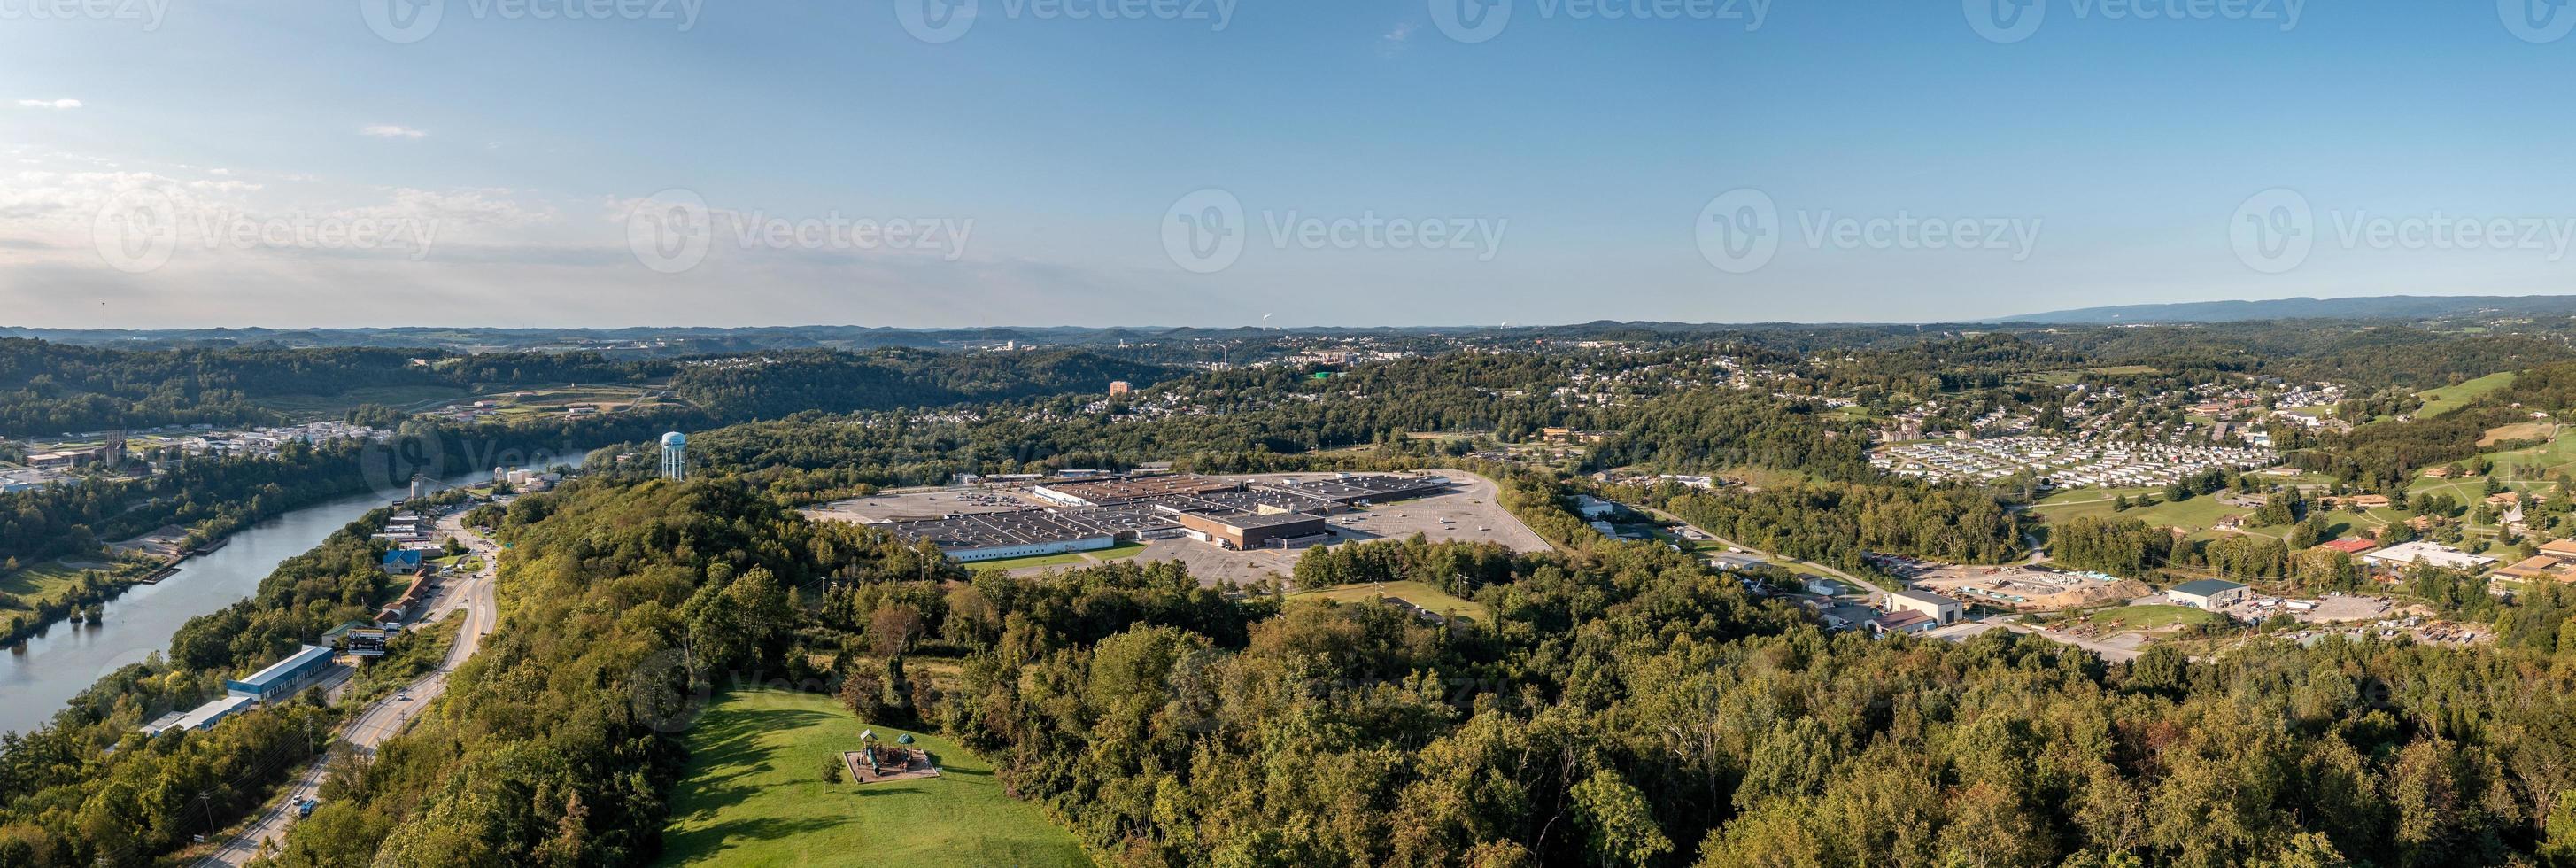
[141,644,337,736]
[874,472,1452,562]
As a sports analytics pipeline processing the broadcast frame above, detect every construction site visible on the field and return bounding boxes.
[1905,563,2150,612]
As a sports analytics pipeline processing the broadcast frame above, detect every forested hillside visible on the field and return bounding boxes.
[0,340,654,436]
[31,323,2576,866]
[0,510,422,864]
[664,347,1176,419]
[0,339,1174,438]
[236,473,2576,868]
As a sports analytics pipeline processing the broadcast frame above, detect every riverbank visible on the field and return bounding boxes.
[0,469,404,651]
[0,556,166,649]
[0,453,578,737]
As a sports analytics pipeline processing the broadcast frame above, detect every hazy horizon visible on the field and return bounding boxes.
[9,3,2576,329]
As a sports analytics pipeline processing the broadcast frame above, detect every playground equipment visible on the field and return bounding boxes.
[843,729,940,784]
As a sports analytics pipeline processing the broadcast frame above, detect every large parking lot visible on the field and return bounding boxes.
[1023,471,1551,586]
[805,469,1553,587]
[801,487,1043,523]
[1237,471,1553,555]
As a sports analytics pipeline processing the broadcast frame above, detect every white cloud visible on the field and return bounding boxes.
[15,99,82,110]
[360,124,428,139]
[1379,23,1416,57]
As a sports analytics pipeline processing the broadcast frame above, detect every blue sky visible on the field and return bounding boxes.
[2,0,2572,329]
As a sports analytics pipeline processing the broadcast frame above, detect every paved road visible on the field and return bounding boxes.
[1638,505,1891,599]
[198,509,504,866]
[1640,504,2176,662]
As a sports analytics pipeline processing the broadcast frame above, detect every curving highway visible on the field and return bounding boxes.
[197,507,504,866]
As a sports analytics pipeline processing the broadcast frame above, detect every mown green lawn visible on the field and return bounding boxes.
[2092,604,2222,632]
[1291,579,1489,623]
[658,688,1091,868]
[2034,488,2244,531]
[2397,427,2576,533]
[2413,371,2518,419]
[249,384,473,418]
[0,560,101,621]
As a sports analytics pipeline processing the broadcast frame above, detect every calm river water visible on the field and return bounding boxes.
[0,453,575,736]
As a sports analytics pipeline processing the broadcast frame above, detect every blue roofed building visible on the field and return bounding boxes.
[225,645,336,703]
[382,549,424,575]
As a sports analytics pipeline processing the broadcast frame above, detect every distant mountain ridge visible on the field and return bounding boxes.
[2007,294,2576,324]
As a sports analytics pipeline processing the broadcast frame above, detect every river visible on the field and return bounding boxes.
[0,454,577,736]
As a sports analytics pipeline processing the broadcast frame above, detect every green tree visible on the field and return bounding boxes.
[1573,770,1672,868]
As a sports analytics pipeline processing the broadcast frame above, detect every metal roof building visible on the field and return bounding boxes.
[141,694,257,737]
[2169,579,2252,610]
[226,645,336,702]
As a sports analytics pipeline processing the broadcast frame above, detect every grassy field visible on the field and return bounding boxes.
[2408,428,2576,509]
[2034,488,2245,531]
[2482,422,2557,446]
[1292,579,1489,623]
[2031,488,2375,545]
[2089,604,2222,632]
[250,384,473,418]
[659,688,1090,868]
[0,560,101,622]
[970,541,1147,570]
[2413,371,2518,419]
